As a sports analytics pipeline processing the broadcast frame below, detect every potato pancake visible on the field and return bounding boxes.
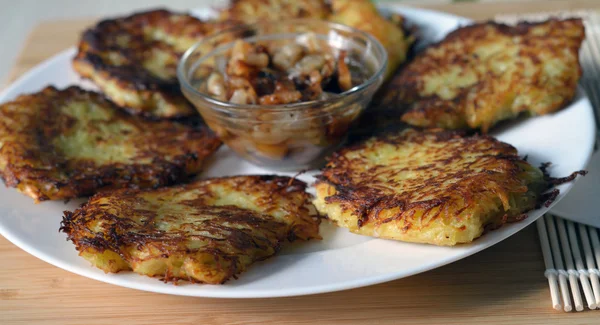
[0,86,221,202]
[218,0,413,78]
[314,128,549,246]
[327,0,413,78]
[60,175,320,284]
[379,19,584,132]
[73,9,233,118]
[219,0,331,22]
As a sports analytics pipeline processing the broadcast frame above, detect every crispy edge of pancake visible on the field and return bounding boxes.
[0,86,222,202]
[72,9,232,118]
[60,175,321,284]
[377,18,584,132]
[313,129,552,246]
[72,56,194,119]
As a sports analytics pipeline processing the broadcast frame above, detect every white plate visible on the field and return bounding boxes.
[0,6,596,298]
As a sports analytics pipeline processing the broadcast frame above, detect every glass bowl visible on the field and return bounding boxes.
[177,19,387,171]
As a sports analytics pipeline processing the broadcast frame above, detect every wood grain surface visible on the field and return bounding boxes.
[1,1,599,324]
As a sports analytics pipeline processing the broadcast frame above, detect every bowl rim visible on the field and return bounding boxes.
[177,18,388,112]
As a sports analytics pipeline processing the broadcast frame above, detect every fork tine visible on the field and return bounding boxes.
[579,223,600,306]
[546,215,573,311]
[567,221,597,309]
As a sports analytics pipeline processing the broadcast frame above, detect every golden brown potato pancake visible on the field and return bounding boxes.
[314,128,549,246]
[219,0,331,22]
[218,0,413,78]
[327,0,413,78]
[378,19,584,132]
[0,86,221,202]
[73,9,233,118]
[61,175,321,284]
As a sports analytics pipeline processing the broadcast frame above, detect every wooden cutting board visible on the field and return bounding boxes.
[1,1,599,324]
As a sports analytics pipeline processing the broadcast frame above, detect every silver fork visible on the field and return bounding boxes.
[495,10,600,312]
